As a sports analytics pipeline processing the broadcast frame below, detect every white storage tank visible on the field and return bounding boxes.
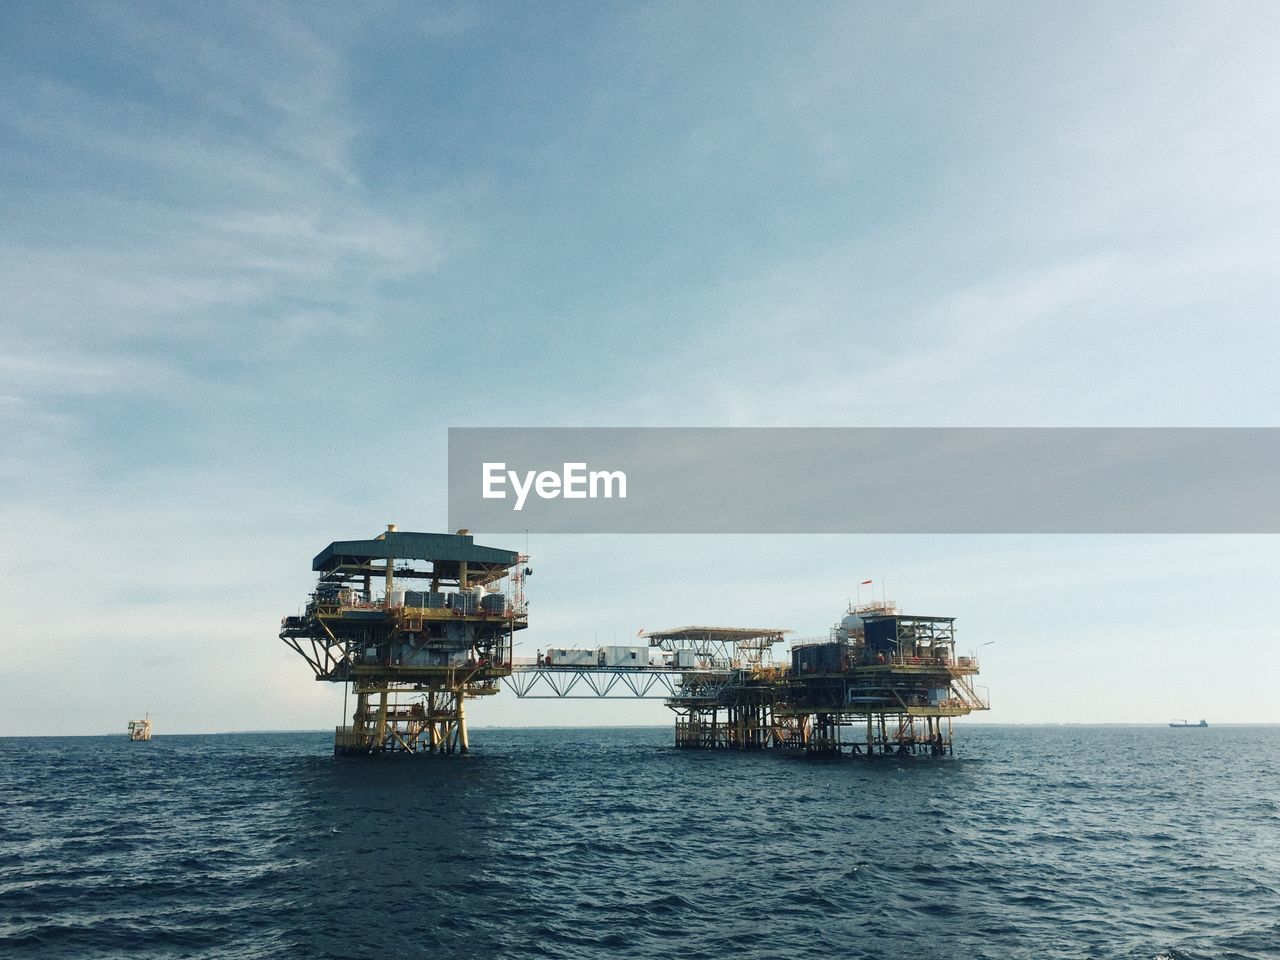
[841,613,865,638]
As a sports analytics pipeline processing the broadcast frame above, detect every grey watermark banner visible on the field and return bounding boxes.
[447,428,1280,534]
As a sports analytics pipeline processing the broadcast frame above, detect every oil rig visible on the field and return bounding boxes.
[281,528,988,756]
[127,714,153,742]
[280,526,528,754]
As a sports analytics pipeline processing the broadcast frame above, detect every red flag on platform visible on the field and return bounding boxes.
[860,579,873,585]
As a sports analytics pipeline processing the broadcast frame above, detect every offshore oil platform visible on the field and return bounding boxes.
[127,714,153,742]
[280,528,989,756]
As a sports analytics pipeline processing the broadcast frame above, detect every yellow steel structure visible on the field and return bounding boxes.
[281,526,528,755]
[662,604,989,756]
[281,531,988,758]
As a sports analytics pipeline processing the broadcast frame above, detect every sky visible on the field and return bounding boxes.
[2,1,1278,734]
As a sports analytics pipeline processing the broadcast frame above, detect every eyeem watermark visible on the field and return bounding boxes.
[482,462,627,511]
[450,427,1280,533]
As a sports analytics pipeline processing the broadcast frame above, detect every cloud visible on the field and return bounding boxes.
[3,3,1278,732]
[0,4,461,489]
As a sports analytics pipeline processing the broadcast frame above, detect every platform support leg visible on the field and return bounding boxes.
[428,692,440,752]
[457,694,469,754]
[375,689,389,749]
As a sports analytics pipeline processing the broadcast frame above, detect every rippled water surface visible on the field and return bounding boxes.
[2,726,1278,959]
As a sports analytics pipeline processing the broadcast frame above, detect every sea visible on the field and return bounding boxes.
[1,725,1277,960]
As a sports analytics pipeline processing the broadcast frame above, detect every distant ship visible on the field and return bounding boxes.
[1168,719,1207,728]
[127,714,153,741]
